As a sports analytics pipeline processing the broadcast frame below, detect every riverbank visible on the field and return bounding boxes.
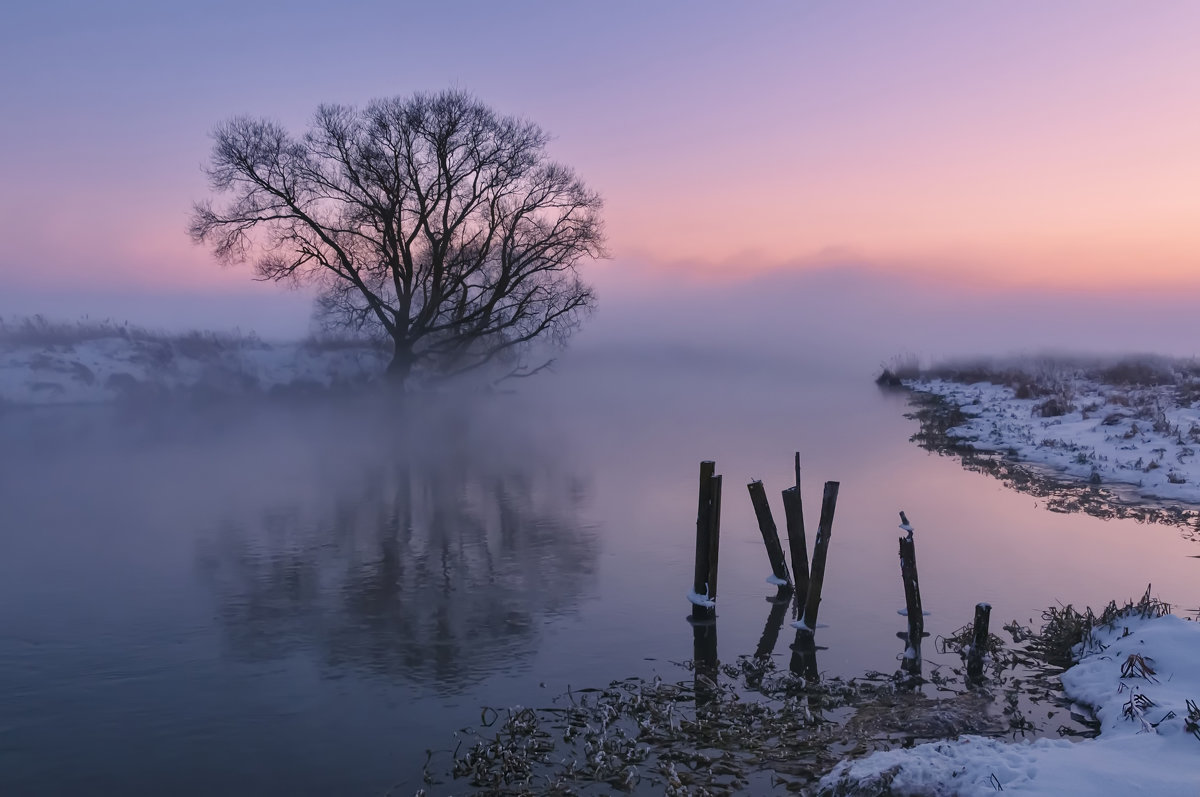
[819,601,1200,795]
[427,589,1197,796]
[0,316,385,405]
[888,356,1200,532]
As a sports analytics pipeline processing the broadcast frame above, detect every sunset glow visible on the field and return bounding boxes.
[3,1,1199,310]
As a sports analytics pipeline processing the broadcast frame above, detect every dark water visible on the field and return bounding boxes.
[2,348,1197,795]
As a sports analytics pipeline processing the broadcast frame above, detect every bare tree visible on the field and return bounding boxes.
[190,89,606,386]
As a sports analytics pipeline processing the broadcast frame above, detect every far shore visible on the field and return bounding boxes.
[882,354,1200,535]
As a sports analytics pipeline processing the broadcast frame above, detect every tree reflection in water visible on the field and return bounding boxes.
[197,454,598,693]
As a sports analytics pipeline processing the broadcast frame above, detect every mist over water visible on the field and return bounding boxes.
[578,265,1200,367]
[3,266,1199,794]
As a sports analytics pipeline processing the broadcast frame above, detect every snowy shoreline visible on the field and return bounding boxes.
[819,610,1200,796]
[0,320,386,407]
[903,370,1200,509]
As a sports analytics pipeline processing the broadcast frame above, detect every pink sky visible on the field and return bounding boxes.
[2,1,1198,328]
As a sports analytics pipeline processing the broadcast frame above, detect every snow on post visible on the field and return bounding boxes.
[689,461,722,622]
[897,511,926,649]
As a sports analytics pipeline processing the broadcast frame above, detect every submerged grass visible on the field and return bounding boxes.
[417,590,1177,795]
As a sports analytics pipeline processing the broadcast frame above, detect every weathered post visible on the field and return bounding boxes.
[689,461,717,621]
[967,602,992,680]
[795,481,840,639]
[781,482,809,604]
[706,473,723,605]
[900,637,923,685]
[748,480,791,586]
[897,511,924,645]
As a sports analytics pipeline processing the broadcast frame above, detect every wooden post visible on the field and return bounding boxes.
[748,480,791,586]
[781,486,809,603]
[898,512,924,645]
[755,586,793,659]
[967,602,992,680]
[706,473,722,605]
[692,621,719,708]
[796,481,840,638]
[900,638,923,684]
[689,461,716,621]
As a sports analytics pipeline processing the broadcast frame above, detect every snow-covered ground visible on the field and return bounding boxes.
[909,377,1200,505]
[0,324,387,406]
[820,612,1200,796]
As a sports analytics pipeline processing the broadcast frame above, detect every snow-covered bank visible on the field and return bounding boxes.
[907,373,1200,506]
[0,320,386,406]
[820,612,1200,796]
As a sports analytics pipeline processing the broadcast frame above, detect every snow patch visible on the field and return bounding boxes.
[909,377,1200,506]
[819,613,1200,796]
[0,333,388,406]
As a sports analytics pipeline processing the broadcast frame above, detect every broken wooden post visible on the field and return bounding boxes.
[748,480,791,587]
[898,511,925,645]
[706,473,723,607]
[900,637,923,685]
[782,454,809,605]
[795,481,840,639]
[967,602,992,680]
[689,461,717,622]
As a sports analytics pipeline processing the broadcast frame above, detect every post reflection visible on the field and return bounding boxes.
[692,622,719,708]
[754,586,793,660]
[788,632,820,681]
[197,455,598,693]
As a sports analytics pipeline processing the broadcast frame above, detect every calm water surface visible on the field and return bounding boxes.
[2,348,1197,795]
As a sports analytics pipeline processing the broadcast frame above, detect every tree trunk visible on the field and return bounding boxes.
[386,343,414,387]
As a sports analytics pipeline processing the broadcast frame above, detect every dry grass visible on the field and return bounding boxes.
[1016,585,1171,669]
[875,353,921,387]
[905,353,1200,400]
[426,587,1175,795]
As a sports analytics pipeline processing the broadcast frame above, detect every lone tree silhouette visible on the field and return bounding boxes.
[190,89,606,386]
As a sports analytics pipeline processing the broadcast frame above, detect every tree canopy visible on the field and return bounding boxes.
[190,89,606,386]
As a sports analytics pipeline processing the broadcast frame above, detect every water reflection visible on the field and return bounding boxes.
[198,455,599,692]
[753,587,792,660]
[905,391,1200,540]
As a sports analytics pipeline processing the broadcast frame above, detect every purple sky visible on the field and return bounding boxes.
[3,1,1199,353]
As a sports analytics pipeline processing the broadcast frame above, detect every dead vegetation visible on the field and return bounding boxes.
[902,391,1200,538]
[1005,585,1171,670]
[418,591,1181,795]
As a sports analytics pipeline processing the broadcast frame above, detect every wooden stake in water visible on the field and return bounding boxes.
[706,473,722,606]
[782,487,809,603]
[690,461,717,621]
[748,480,791,587]
[797,481,840,639]
[967,602,992,681]
[898,510,925,644]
